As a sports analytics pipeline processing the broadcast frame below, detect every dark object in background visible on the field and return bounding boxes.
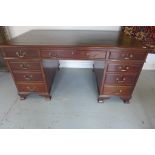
[0,26,9,71]
[122,26,155,53]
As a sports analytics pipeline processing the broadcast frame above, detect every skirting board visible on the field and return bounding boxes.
[60,60,93,68]
[60,60,155,70]
[143,63,155,70]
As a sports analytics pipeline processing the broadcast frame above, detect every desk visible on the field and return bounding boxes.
[0,30,151,103]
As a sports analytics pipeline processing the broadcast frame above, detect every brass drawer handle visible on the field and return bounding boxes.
[24,75,33,80]
[119,66,130,72]
[124,57,129,60]
[19,64,30,69]
[115,89,123,95]
[123,54,134,60]
[129,54,134,58]
[116,77,126,83]
[49,52,57,58]
[26,86,36,91]
[16,50,26,58]
[121,69,127,72]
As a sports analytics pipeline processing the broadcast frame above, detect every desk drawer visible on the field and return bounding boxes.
[103,86,133,96]
[8,61,41,71]
[4,47,40,59]
[77,47,106,59]
[76,51,106,59]
[109,50,147,61]
[105,74,137,85]
[40,48,106,59]
[40,48,74,59]
[17,83,47,92]
[13,72,44,82]
[107,63,142,73]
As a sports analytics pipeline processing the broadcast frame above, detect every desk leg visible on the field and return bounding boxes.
[121,97,131,104]
[19,94,28,100]
[58,62,60,71]
[92,64,95,72]
[98,96,110,103]
[39,94,52,100]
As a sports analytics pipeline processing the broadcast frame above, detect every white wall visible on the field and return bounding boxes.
[8,26,155,70]
[9,26,120,38]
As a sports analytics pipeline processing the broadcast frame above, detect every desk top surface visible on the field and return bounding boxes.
[0,30,145,48]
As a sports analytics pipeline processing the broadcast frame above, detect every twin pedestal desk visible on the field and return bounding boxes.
[0,30,152,103]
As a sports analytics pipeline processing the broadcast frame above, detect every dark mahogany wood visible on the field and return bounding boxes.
[93,60,106,93]
[3,47,40,59]
[8,60,41,71]
[0,30,147,47]
[103,86,133,96]
[107,63,143,73]
[13,72,44,82]
[40,48,106,60]
[109,50,147,61]
[0,30,152,103]
[104,73,137,85]
[17,83,47,92]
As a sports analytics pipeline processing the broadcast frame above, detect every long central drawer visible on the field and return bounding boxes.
[40,48,106,59]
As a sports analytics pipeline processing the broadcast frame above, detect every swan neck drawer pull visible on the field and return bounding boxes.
[49,52,57,58]
[115,89,123,95]
[119,66,130,72]
[16,50,26,58]
[26,86,36,91]
[20,64,30,69]
[24,75,33,80]
[123,53,134,60]
[116,77,126,83]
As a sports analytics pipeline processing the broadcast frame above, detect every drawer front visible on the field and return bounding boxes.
[107,63,142,73]
[4,47,40,58]
[76,51,106,59]
[105,74,137,85]
[13,72,44,82]
[17,83,47,92]
[40,48,74,58]
[40,48,106,59]
[8,61,41,71]
[103,86,133,96]
[109,50,147,61]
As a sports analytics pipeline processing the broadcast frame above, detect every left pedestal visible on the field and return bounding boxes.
[3,47,59,100]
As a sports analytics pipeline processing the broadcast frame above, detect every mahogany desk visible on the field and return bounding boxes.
[0,30,152,103]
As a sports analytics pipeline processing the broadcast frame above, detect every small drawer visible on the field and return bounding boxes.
[76,51,106,59]
[103,86,133,96]
[40,48,74,59]
[109,50,147,61]
[8,61,41,71]
[105,74,137,85]
[13,72,44,82]
[17,83,47,92]
[107,63,142,73]
[4,47,40,59]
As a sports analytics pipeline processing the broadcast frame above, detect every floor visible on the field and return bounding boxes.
[0,68,155,129]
